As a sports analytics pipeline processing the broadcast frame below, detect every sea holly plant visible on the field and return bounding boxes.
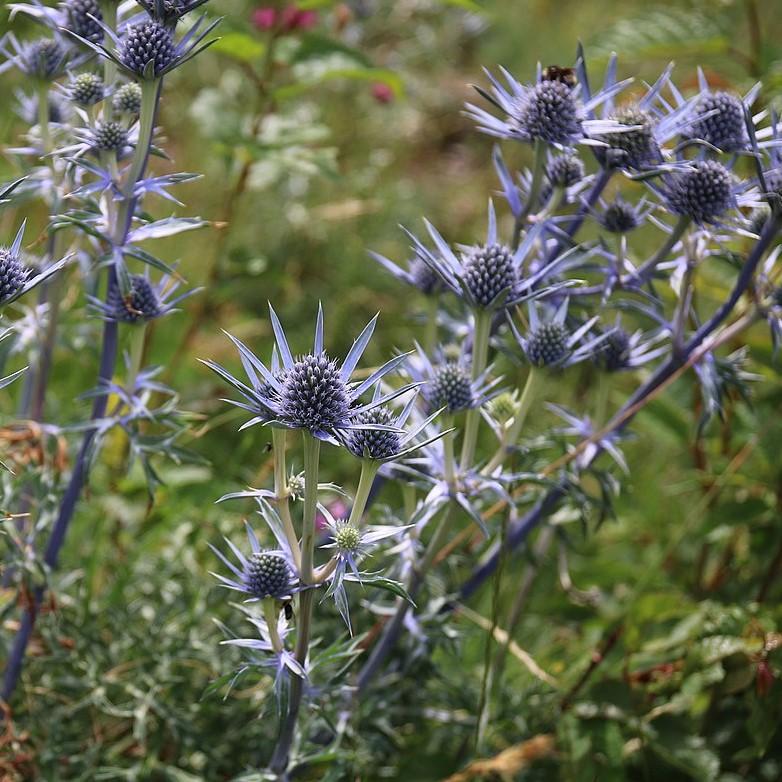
[201,46,782,777]
[0,0,218,703]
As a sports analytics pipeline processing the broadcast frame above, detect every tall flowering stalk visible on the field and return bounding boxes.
[199,42,782,776]
[0,0,217,703]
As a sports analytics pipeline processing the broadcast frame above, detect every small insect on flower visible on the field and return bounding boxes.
[510,299,607,369]
[91,272,192,324]
[137,0,213,27]
[466,61,632,148]
[203,304,415,442]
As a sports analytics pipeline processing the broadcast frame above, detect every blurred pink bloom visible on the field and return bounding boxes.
[372,82,394,104]
[251,7,277,30]
[316,498,348,531]
[280,5,318,31]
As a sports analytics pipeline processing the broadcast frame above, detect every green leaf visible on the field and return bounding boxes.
[343,573,415,604]
[275,68,404,101]
[212,33,266,62]
[290,33,373,68]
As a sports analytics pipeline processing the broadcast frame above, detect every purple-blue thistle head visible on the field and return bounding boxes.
[244,551,293,599]
[427,361,474,412]
[66,0,104,45]
[113,82,143,115]
[120,21,176,78]
[108,275,162,322]
[688,91,746,152]
[514,78,582,144]
[20,38,67,81]
[596,106,658,169]
[345,406,401,460]
[525,321,570,367]
[91,120,128,152]
[0,247,30,305]
[69,72,104,107]
[542,154,584,199]
[665,160,734,224]
[600,197,641,234]
[278,352,350,432]
[593,327,631,372]
[462,243,516,307]
[409,254,442,296]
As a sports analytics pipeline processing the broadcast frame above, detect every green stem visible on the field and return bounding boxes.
[272,428,300,569]
[460,308,492,469]
[443,414,456,488]
[483,368,538,475]
[348,461,378,528]
[101,1,118,118]
[269,432,320,773]
[263,599,283,653]
[125,324,147,395]
[37,82,51,159]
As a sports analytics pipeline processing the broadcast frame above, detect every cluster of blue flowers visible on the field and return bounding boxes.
[203,49,782,773]
[0,0,217,704]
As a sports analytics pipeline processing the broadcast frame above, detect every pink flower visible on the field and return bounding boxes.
[280,5,319,31]
[371,82,394,104]
[252,7,277,30]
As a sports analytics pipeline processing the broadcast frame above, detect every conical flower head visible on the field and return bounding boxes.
[689,91,746,152]
[120,21,176,78]
[0,248,30,305]
[279,352,350,432]
[545,154,584,189]
[244,552,293,599]
[601,197,641,234]
[409,255,442,295]
[463,243,516,307]
[92,120,128,151]
[113,82,142,115]
[427,361,473,412]
[594,328,631,372]
[333,521,361,554]
[21,39,66,80]
[666,160,733,224]
[525,322,569,367]
[597,106,657,169]
[67,0,104,45]
[515,79,581,144]
[345,406,401,460]
[109,275,162,322]
[70,73,104,106]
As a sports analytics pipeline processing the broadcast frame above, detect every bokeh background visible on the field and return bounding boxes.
[2,1,782,779]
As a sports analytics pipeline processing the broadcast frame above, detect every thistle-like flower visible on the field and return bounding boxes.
[0,222,65,308]
[203,304,414,441]
[1,36,69,80]
[112,82,142,115]
[90,120,129,152]
[390,202,570,312]
[67,72,104,106]
[406,344,501,415]
[68,12,220,80]
[466,63,631,148]
[662,160,735,224]
[687,91,747,153]
[598,196,648,234]
[592,320,669,372]
[510,299,606,369]
[370,249,444,296]
[319,504,409,631]
[91,271,191,323]
[342,386,446,462]
[210,520,297,601]
[66,0,104,45]
[540,153,585,203]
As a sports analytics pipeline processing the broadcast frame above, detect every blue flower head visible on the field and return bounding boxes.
[203,304,414,442]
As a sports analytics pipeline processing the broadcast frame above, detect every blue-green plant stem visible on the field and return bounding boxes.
[348,461,379,528]
[272,428,300,569]
[460,308,492,469]
[269,432,320,773]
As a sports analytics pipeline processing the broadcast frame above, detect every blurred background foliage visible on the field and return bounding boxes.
[2,0,782,779]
